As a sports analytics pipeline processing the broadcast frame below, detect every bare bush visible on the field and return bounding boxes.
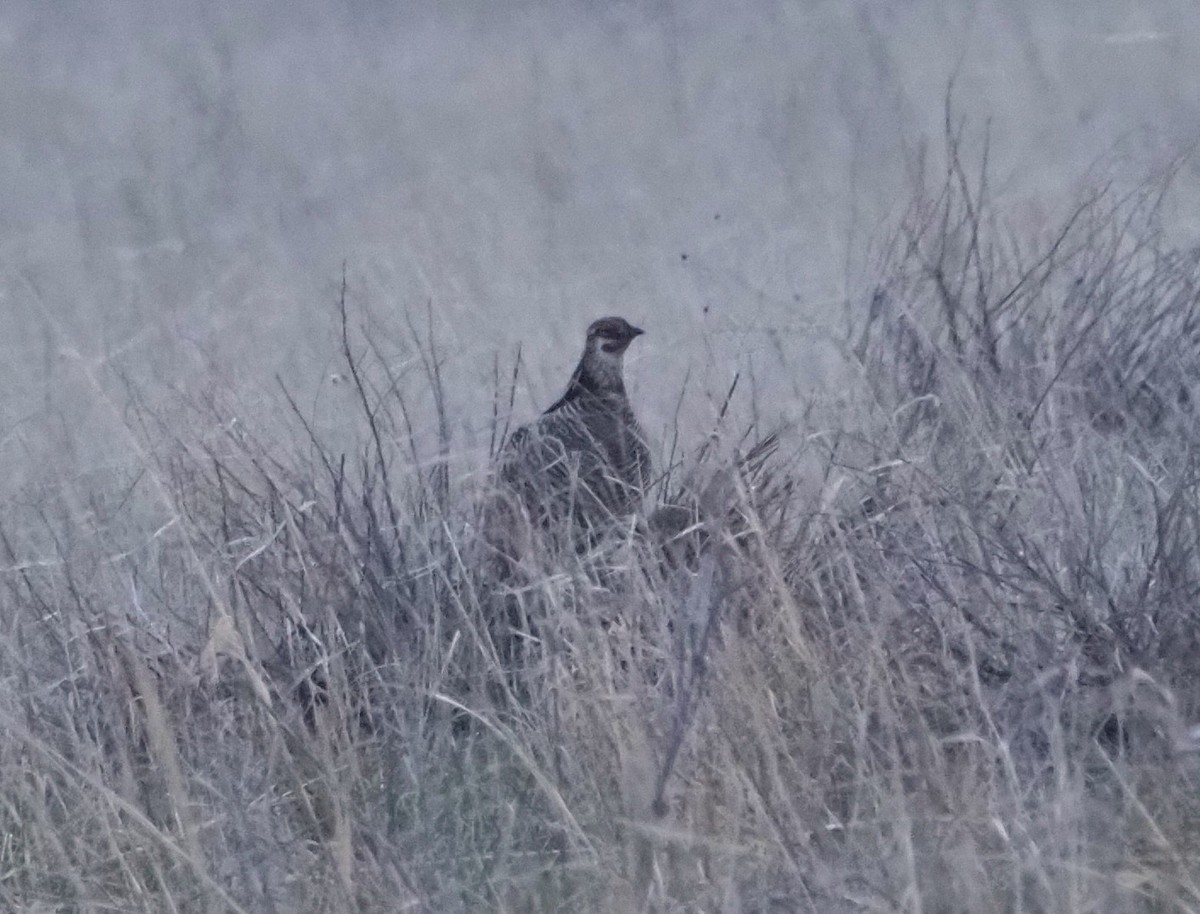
[3,130,1200,912]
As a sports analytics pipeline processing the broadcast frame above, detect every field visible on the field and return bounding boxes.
[4,3,1200,912]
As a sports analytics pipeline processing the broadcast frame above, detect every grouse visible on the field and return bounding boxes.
[498,316,651,535]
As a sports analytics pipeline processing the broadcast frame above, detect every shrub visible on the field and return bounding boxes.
[3,129,1200,912]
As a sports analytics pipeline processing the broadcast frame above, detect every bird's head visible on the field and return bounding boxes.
[585,316,645,360]
[550,316,645,405]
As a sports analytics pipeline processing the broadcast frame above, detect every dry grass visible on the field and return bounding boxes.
[3,132,1200,913]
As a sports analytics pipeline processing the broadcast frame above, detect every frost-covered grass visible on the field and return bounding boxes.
[4,140,1200,912]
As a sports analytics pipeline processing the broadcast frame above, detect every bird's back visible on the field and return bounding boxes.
[500,388,650,531]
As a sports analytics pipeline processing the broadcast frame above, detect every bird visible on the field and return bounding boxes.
[496,316,652,541]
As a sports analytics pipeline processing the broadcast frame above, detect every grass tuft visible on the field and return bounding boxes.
[4,126,1200,912]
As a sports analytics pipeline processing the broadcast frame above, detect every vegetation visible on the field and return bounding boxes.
[3,132,1200,913]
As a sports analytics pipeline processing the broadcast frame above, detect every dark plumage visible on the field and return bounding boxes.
[499,316,651,535]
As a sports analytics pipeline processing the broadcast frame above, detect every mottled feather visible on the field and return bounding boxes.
[499,317,651,532]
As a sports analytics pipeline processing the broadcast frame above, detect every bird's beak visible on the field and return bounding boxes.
[629,325,645,338]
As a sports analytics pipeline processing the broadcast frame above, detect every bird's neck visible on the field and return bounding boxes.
[547,352,627,412]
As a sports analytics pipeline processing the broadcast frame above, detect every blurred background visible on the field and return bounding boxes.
[3,0,1200,494]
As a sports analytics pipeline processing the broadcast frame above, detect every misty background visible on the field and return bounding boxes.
[3,0,1200,497]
